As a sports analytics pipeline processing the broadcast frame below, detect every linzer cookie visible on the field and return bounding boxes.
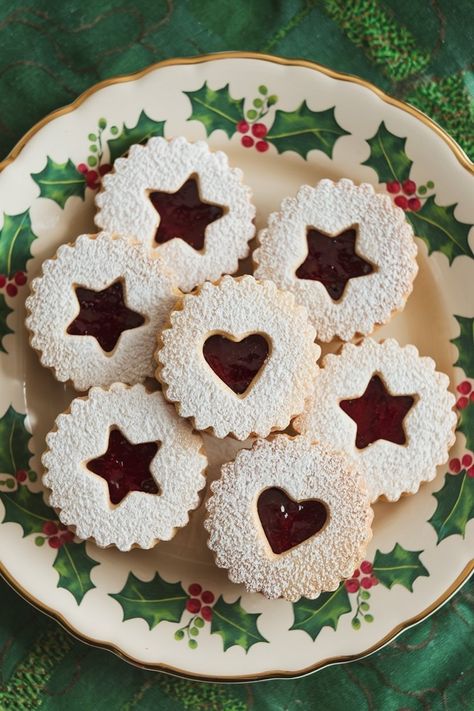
[253,179,418,342]
[95,136,256,291]
[42,384,207,551]
[204,435,373,601]
[156,275,320,440]
[26,232,180,391]
[294,338,457,502]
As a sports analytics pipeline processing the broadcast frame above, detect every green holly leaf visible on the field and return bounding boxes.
[0,406,31,476]
[429,471,474,544]
[267,103,349,159]
[107,111,166,163]
[110,572,187,629]
[373,544,429,591]
[1,484,52,536]
[451,315,474,379]
[53,541,99,604]
[457,400,474,451]
[362,121,412,183]
[290,583,351,641]
[185,82,244,139]
[31,157,86,209]
[210,596,267,652]
[0,293,13,353]
[406,196,473,264]
[0,210,37,277]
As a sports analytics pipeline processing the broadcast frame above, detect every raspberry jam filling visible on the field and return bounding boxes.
[87,428,160,505]
[203,333,269,395]
[295,227,373,300]
[340,374,415,449]
[67,280,145,353]
[257,488,328,554]
[150,177,225,251]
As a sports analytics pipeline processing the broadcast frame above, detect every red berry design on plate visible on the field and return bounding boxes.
[467,466,474,478]
[256,140,269,153]
[42,521,58,536]
[370,576,379,586]
[14,271,27,286]
[252,123,268,138]
[407,197,421,212]
[457,381,471,395]
[188,583,202,597]
[462,453,473,468]
[201,606,213,622]
[237,120,249,134]
[241,135,254,148]
[360,560,373,574]
[0,275,6,288]
[15,469,28,483]
[394,195,408,210]
[48,536,62,549]
[456,397,468,410]
[186,598,201,614]
[61,530,75,544]
[6,283,18,298]
[345,578,360,593]
[77,163,88,174]
[402,180,417,195]
[386,181,401,194]
[201,590,215,604]
[99,163,113,177]
[450,458,461,474]
[352,568,360,578]
[361,577,372,589]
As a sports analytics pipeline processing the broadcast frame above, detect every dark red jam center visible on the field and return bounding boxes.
[86,428,160,505]
[295,227,373,300]
[202,334,269,395]
[67,281,145,353]
[257,488,328,554]
[149,177,225,251]
[339,375,415,449]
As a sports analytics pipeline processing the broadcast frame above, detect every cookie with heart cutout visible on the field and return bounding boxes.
[204,435,373,601]
[156,275,320,440]
[294,338,457,502]
[95,136,256,292]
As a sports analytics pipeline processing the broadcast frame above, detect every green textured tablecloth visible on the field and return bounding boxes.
[0,1,473,708]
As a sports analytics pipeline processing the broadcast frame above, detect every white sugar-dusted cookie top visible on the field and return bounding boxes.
[157,275,320,440]
[205,435,373,601]
[95,136,256,292]
[26,232,180,391]
[294,338,457,502]
[42,384,207,551]
[254,179,418,342]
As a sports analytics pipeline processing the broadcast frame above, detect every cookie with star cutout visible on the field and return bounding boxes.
[25,232,180,391]
[95,136,256,291]
[253,179,418,342]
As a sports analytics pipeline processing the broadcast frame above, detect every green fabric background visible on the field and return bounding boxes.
[0,1,473,708]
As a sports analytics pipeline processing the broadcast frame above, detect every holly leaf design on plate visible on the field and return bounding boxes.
[31,157,86,209]
[107,111,166,163]
[53,541,99,604]
[110,572,187,629]
[0,406,31,476]
[290,583,351,641]
[185,82,244,139]
[362,121,412,183]
[406,196,473,264]
[0,294,13,353]
[457,400,474,451]
[267,103,349,159]
[372,543,429,591]
[429,471,474,543]
[1,484,52,536]
[451,315,474,379]
[211,596,267,652]
[0,210,37,277]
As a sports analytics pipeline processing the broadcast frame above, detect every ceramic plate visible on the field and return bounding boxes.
[0,53,473,682]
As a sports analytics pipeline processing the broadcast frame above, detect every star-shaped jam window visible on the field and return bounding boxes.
[86,428,160,505]
[339,375,415,449]
[67,280,145,353]
[295,227,374,300]
[149,176,225,251]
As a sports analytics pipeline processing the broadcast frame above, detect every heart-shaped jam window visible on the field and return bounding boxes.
[257,487,328,554]
[203,333,269,395]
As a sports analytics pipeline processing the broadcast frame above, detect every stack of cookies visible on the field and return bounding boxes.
[26,137,456,602]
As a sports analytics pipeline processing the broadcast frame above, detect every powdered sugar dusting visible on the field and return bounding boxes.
[42,384,207,550]
[95,136,256,292]
[294,338,457,502]
[157,276,320,440]
[253,179,418,341]
[204,435,373,601]
[25,232,180,391]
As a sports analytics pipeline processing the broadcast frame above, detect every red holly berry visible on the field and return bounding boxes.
[252,123,268,138]
[6,283,18,297]
[361,577,372,589]
[462,454,473,468]
[48,536,62,549]
[186,598,201,614]
[237,120,249,134]
[77,163,88,174]
[201,590,215,604]
[352,569,360,578]
[241,135,254,148]
[188,583,202,597]
[456,397,469,410]
[360,560,373,574]
[457,381,472,395]
[408,197,421,212]
[99,163,113,177]
[0,275,6,288]
[394,195,408,210]
[256,140,269,153]
[467,466,474,478]
[14,271,27,286]
[15,470,27,483]
[386,181,401,194]
[42,521,58,536]
[450,458,461,473]
[370,576,379,586]
[201,606,213,622]
[61,530,75,544]
[345,578,360,593]
[402,180,417,195]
